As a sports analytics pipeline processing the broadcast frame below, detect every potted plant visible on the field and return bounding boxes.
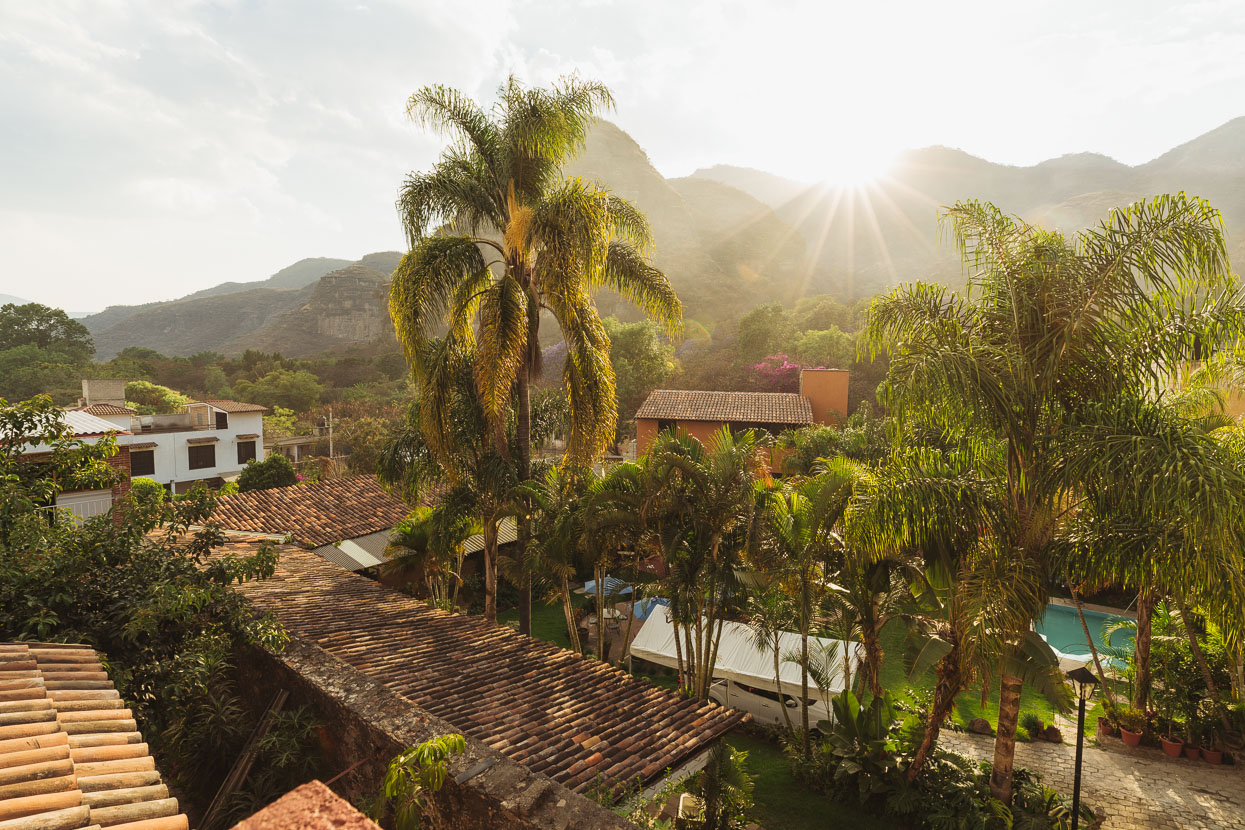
[1156,687,1183,757]
[1097,699,1117,737]
[1116,707,1145,747]
[1182,716,1202,759]
[1202,725,1225,765]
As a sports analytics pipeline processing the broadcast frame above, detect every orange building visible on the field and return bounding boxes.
[635,368,850,469]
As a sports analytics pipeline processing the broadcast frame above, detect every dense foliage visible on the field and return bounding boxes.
[0,396,316,826]
[237,452,300,492]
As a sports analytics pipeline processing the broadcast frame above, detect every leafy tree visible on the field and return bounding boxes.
[234,369,324,412]
[262,406,298,442]
[204,365,232,398]
[382,733,466,830]
[389,76,682,632]
[0,396,292,819]
[237,453,299,492]
[130,476,168,508]
[603,316,676,439]
[737,303,794,361]
[383,506,477,610]
[862,194,1245,801]
[126,380,190,414]
[0,302,94,363]
[338,415,400,474]
[684,742,755,830]
[0,344,80,401]
[790,326,855,370]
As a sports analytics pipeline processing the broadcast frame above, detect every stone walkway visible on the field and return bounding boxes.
[940,731,1244,829]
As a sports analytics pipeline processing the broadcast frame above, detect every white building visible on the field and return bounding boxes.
[75,380,267,494]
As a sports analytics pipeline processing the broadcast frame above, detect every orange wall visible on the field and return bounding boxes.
[800,369,850,425]
[636,418,786,472]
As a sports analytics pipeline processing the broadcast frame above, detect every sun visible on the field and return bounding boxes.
[817,146,896,187]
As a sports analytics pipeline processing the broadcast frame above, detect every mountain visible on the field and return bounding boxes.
[0,294,29,306]
[694,119,1245,300]
[83,117,1245,357]
[84,253,401,358]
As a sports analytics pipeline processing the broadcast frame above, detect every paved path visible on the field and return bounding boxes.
[940,731,1244,830]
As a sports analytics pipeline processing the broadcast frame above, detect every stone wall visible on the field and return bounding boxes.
[239,636,638,830]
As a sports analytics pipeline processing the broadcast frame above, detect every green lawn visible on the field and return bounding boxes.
[725,731,898,830]
[499,601,572,649]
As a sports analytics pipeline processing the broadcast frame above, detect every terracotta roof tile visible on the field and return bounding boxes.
[636,389,812,425]
[212,476,409,547]
[0,642,188,830]
[229,545,745,793]
[193,400,269,413]
[70,403,136,416]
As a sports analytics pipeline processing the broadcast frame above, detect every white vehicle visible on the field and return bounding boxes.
[630,612,860,727]
[708,678,833,729]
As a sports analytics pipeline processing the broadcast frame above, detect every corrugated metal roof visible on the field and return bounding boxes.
[463,517,518,553]
[60,409,130,437]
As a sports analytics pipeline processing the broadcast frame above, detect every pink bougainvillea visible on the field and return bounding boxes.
[750,354,802,392]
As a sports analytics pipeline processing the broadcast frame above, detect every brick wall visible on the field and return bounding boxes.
[238,637,638,830]
[107,445,131,524]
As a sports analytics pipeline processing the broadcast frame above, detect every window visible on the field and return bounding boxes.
[215,411,229,430]
[657,419,676,433]
[735,682,783,703]
[188,444,216,470]
[130,450,155,477]
[237,440,256,465]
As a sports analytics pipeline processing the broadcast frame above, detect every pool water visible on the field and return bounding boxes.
[1034,603,1134,663]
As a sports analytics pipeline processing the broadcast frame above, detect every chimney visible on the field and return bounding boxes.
[81,378,128,408]
[799,368,849,425]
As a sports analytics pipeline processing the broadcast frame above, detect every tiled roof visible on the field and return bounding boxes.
[61,411,132,438]
[636,389,813,425]
[127,441,158,450]
[193,400,268,413]
[230,546,745,793]
[211,476,410,547]
[70,403,136,416]
[0,642,188,830]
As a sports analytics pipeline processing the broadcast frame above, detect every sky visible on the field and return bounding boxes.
[2,0,1243,311]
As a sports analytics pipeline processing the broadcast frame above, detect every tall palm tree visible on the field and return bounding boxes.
[862,194,1245,801]
[389,76,683,633]
[760,460,862,756]
[635,428,769,700]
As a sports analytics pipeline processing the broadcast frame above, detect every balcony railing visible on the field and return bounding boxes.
[38,496,114,524]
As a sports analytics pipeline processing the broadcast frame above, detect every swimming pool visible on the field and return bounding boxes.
[1034,603,1134,664]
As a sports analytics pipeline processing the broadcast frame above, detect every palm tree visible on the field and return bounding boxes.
[744,584,798,733]
[383,503,478,610]
[389,76,683,633]
[760,460,861,756]
[862,195,1245,801]
[376,350,516,623]
[512,464,593,655]
[635,427,769,700]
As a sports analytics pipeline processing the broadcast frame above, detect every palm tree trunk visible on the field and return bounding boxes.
[595,562,606,661]
[774,637,794,733]
[989,671,1023,803]
[862,615,884,698]
[800,625,811,759]
[483,519,499,624]
[1070,586,1114,700]
[1134,588,1155,710]
[516,367,533,636]
[672,616,686,694]
[1177,600,1232,732]
[560,575,581,655]
[906,648,962,782]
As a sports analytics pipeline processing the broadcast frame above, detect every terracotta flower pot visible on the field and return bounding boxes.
[1201,747,1224,765]
[1183,744,1201,760]
[1096,717,1115,737]
[1120,728,1143,747]
[1161,736,1183,757]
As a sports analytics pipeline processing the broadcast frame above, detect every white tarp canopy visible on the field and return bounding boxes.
[629,611,863,696]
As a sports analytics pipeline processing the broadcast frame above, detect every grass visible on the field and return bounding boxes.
[499,600,572,650]
[725,730,898,830]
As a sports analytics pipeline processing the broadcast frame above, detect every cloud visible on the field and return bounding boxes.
[0,0,1242,309]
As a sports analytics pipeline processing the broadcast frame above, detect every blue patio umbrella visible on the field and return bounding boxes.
[581,577,633,597]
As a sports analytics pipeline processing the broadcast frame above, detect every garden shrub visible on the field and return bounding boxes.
[238,452,299,492]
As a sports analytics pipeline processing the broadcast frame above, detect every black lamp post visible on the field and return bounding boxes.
[1066,665,1099,830]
